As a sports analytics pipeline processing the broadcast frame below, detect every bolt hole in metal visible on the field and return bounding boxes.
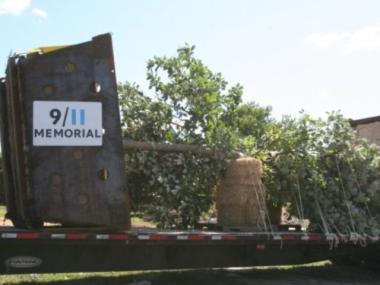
[64,62,76,73]
[73,150,83,160]
[51,173,62,186]
[78,193,88,205]
[90,81,102,93]
[98,168,110,181]
[42,85,54,95]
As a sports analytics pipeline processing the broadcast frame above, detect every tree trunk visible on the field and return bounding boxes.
[123,140,215,156]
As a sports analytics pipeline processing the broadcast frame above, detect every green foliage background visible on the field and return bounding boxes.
[119,44,380,233]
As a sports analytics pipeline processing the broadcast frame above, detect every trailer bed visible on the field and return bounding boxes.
[1,227,379,274]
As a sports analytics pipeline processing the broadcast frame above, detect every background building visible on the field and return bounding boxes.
[351,116,380,147]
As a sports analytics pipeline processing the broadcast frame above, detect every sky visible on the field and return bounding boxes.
[0,0,380,120]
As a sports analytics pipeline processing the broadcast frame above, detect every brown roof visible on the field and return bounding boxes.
[349,115,380,127]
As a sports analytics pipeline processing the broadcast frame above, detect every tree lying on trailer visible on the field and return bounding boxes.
[0,34,380,275]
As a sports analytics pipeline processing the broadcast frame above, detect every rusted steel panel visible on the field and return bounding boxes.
[2,59,30,227]
[3,34,130,228]
[0,79,10,206]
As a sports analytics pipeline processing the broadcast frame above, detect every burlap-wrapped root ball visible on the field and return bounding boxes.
[216,157,267,230]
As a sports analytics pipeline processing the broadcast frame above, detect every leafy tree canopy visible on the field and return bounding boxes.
[119,44,380,234]
[119,45,257,228]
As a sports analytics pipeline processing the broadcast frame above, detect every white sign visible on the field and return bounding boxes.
[33,101,102,146]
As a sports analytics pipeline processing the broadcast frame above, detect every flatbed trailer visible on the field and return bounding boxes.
[0,227,379,274]
[1,34,379,275]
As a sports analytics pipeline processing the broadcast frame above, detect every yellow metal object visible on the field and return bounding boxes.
[26,45,70,55]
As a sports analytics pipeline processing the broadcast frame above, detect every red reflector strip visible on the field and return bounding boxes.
[66,233,87,240]
[221,235,237,241]
[282,235,296,241]
[17,233,40,239]
[109,234,129,240]
[308,234,323,241]
[188,234,204,241]
[256,243,266,250]
[149,234,169,241]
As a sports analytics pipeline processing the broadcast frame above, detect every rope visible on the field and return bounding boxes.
[257,177,275,236]
[359,237,368,247]
[252,171,270,233]
[335,157,357,233]
[315,198,330,234]
[247,160,274,238]
[293,199,302,225]
[296,177,305,220]
[329,219,345,240]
